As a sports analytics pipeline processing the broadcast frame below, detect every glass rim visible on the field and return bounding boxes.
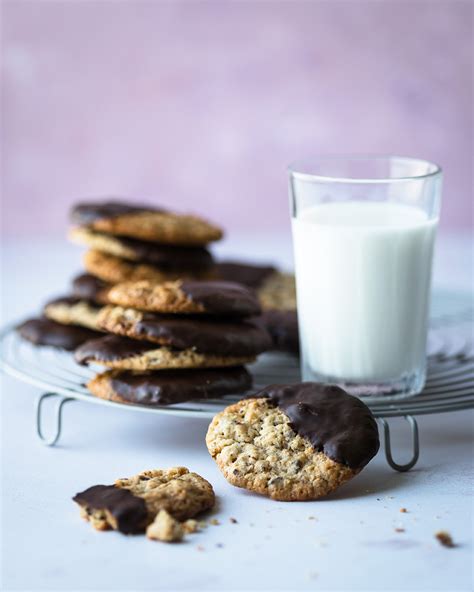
[288,155,442,184]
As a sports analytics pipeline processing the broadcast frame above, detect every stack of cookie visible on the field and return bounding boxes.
[37,200,224,349]
[18,198,297,377]
[75,279,271,406]
[55,200,298,356]
[68,200,221,285]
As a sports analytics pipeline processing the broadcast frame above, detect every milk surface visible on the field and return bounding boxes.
[292,201,437,382]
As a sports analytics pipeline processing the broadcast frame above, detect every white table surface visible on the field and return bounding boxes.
[1,234,473,592]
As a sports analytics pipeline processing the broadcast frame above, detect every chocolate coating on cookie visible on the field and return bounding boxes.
[106,367,252,406]
[73,485,148,534]
[257,310,299,354]
[260,383,379,469]
[72,274,110,303]
[111,237,213,270]
[17,318,101,350]
[75,335,156,365]
[133,314,271,355]
[180,281,261,316]
[214,261,276,289]
[45,295,100,308]
[71,200,163,225]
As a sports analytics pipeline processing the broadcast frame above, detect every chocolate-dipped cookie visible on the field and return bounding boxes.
[70,227,214,270]
[214,260,296,311]
[96,306,272,356]
[71,199,223,245]
[88,366,252,406]
[43,296,103,331]
[17,318,102,351]
[71,273,111,305]
[214,261,276,289]
[75,334,256,370]
[257,272,296,311]
[106,280,261,317]
[206,383,380,501]
[258,310,299,354]
[83,250,211,285]
[73,467,215,534]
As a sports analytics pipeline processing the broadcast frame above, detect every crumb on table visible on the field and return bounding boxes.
[435,531,456,548]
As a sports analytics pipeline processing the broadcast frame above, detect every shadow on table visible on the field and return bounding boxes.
[324,465,417,501]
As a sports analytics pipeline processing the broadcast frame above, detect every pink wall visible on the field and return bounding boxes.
[2,0,473,238]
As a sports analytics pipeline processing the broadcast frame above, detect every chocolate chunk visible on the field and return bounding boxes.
[75,335,156,365]
[259,383,379,470]
[133,314,271,355]
[108,367,252,406]
[214,261,276,289]
[17,318,102,351]
[71,200,164,225]
[72,274,110,303]
[257,310,299,354]
[180,281,261,317]
[73,485,148,534]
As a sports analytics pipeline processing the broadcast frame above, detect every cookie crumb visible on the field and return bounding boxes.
[395,528,405,533]
[182,519,199,534]
[196,545,205,551]
[229,517,238,524]
[216,543,224,548]
[308,516,316,521]
[435,531,456,548]
[400,508,408,513]
[209,518,220,526]
[146,510,184,543]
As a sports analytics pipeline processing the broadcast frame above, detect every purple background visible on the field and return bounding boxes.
[2,0,473,239]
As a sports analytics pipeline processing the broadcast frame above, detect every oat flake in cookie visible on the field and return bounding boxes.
[206,383,379,501]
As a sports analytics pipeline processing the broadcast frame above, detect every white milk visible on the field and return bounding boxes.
[292,201,437,382]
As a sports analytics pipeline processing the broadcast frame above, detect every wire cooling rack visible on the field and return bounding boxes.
[1,292,473,472]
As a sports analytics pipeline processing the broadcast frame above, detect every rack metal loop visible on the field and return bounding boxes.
[36,393,74,446]
[378,416,419,472]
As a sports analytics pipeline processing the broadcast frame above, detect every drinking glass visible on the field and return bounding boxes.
[288,156,442,397]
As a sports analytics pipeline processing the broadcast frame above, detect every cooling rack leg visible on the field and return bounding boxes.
[378,416,420,472]
[35,393,74,446]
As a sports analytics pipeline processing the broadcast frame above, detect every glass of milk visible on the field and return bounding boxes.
[289,156,442,398]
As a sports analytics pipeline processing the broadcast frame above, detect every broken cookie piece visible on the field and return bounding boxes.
[146,510,184,542]
[73,467,215,538]
[73,484,148,534]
